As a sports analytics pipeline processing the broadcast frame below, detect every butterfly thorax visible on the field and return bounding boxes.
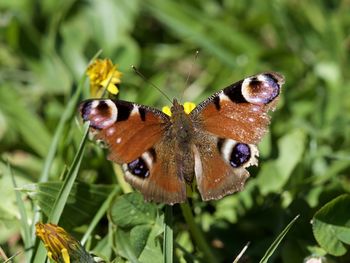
[170,99,195,183]
[170,99,194,142]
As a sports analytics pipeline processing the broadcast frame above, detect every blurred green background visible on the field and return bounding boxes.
[1,0,350,262]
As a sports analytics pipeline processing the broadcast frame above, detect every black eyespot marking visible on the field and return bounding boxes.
[230,143,251,168]
[139,107,146,121]
[223,81,247,103]
[96,100,109,114]
[80,100,118,129]
[127,158,150,178]
[241,74,280,105]
[117,102,133,121]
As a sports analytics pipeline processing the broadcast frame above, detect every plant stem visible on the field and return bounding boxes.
[163,205,173,263]
[180,201,217,263]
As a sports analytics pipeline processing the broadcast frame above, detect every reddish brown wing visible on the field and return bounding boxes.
[80,99,168,163]
[192,140,254,201]
[80,99,187,204]
[122,139,187,204]
[190,72,284,200]
[191,72,284,144]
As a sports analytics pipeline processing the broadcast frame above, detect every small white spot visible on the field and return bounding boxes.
[248,117,254,122]
[219,92,230,101]
[116,137,122,144]
[252,106,260,112]
[130,105,139,116]
[107,127,116,136]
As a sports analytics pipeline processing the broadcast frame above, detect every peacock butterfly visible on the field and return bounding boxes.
[80,72,284,204]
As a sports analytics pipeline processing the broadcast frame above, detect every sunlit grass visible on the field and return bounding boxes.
[1,0,350,262]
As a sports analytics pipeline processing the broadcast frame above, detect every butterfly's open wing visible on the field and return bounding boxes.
[80,99,186,204]
[190,72,284,200]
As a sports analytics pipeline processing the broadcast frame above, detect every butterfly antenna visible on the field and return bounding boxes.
[132,66,172,104]
[181,50,199,102]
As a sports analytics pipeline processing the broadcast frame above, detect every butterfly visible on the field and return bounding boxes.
[80,72,284,205]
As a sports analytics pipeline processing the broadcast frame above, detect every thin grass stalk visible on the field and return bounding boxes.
[163,205,173,263]
[180,201,217,263]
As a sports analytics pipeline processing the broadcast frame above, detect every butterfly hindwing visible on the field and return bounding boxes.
[122,140,187,204]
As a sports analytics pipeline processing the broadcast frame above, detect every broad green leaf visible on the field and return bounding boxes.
[115,229,141,263]
[257,129,306,195]
[110,192,163,263]
[312,194,350,256]
[130,225,152,257]
[109,192,157,228]
[138,215,163,263]
[20,182,115,228]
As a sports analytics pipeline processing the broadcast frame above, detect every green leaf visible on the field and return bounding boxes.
[109,192,157,228]
[115,229,142,263]
[130,225,152,257]
[312,194,350,256]
[110,192,163,263]
[9,165,32,259]
[137,215,163,263]
[20,181,115,228]
[257,129,306,194]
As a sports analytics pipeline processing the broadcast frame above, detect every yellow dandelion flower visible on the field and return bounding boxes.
[87,59,122,97]
[35,222,94,263]
[162,101,196,116]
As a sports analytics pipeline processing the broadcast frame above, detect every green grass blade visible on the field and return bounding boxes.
[81,187,120,246]
[48,123,89,223]
[180,201,217,263]
[9,165,32,260]
[163,205,173,263]
[30,50,102,262]
[233,242,250,263]
[36,48,101,185]
[259,215,300,263]
[31,68,88,240]
[32,123,89,263]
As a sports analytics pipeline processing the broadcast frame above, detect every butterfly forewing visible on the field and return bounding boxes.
[191,72,284,144]
[190,72,284,200]
[80,99,187,204]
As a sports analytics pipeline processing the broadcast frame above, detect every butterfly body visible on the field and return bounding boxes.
[80,72,284,204]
